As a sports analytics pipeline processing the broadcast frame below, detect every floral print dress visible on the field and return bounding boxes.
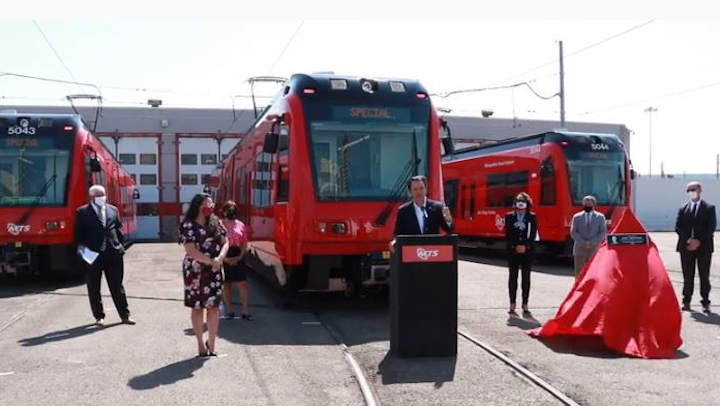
[180,220,224,308]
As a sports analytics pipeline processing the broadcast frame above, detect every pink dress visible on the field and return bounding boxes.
[221,219,249,282]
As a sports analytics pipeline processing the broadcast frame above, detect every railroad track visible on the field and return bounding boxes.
[317,311,580,406]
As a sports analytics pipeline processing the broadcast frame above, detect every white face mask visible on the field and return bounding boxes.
[688,191,699,200]
[515,201,527,210]
[94,196,107,207]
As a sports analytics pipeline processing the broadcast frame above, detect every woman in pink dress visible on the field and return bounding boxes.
[219,200,253,320]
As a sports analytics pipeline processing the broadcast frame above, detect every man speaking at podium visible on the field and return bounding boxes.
[390,175,453,252]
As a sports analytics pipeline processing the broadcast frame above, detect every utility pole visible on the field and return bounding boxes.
[559,40,565,128]
[644,106,657,177]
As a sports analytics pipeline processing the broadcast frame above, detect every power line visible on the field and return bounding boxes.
[268,21,305,75]
[0,72,102,97]
[490,20,655,86]
[221,20,304,133]
[432,80,558,100]
[578,80,720,116]
[32,21,83,92]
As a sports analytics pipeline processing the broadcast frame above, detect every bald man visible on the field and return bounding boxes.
[75,185,135,325]
[675,181,716,313]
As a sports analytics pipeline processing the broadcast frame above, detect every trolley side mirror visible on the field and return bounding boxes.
[278,133,289,152]
[132,189,140,200]
[89,157,102,172]
[630,169,636,180]
[263,132,279,154]
[441,137,455,155]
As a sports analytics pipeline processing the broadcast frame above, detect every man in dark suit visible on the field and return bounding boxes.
[390,175,453,251]
[675,181,716,313]
[75,185,135,325]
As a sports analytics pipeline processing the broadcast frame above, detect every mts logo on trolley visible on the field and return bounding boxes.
[402,245,454,263]
[7,223,31,236]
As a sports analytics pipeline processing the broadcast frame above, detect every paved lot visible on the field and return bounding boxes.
[1,232,719,405]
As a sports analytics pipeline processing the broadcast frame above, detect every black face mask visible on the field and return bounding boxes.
[225,210,237,220]
[583,206,593,212]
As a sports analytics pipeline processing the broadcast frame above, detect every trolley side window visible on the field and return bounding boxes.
[540,158,556,206]
[443,179,459,218]
[486,171,529,208]
[470,183,476,219]
[277,123,290,202]
[253,151,273,207]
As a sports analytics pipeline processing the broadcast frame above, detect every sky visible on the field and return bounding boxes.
[1,5,719,176]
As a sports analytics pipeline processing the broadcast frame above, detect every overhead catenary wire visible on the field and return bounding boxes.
[32,20,83,93]
[223,21,303,133]
[490,20,655,86]
[578,80,720,116]
[432,80,558,100]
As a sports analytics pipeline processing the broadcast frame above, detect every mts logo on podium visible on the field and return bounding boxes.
[402,245,454,263]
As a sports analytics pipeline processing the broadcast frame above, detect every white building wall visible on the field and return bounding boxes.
[635,177,720,231]
[99,135,161,239]
[177,137,239,203]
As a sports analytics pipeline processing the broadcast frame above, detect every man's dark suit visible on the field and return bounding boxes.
[675,199,716,306]
[74,203,130,320]
[393,199,452,236]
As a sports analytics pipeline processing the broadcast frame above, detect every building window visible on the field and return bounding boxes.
[140,174,157,185]
[201,174,211,185]
[140,153,157,165]
[181,174,198,185]
[222,154,229,161]
[119,153,136,165]
[181,154,198,165]
[136,203,159,216]
[201,154,218,165]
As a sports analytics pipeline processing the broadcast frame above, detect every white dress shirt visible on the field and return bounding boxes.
[93,203,107,226]
[413,198,427,234]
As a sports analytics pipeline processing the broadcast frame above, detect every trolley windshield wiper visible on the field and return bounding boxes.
[16,174,57,225]
[608,165,625,205]
[373,131,421,227]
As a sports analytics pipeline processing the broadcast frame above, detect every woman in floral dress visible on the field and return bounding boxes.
[179,193,229,357]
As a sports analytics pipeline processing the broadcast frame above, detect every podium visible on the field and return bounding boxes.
[390,234,458,357]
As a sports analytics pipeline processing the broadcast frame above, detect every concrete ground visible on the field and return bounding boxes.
[1,232,719,405]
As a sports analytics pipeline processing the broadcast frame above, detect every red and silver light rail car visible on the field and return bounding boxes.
[442,131,633,255]
[213,73,446,294]
[0,112,137,277]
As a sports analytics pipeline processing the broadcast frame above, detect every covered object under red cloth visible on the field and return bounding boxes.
[528,208,683,359]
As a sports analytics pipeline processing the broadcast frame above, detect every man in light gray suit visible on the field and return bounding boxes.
[570,196,607,276]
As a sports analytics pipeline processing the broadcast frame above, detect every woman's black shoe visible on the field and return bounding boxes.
[241,314,254,321]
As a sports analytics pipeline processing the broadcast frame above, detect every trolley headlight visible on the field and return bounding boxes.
[45,221,60,231]
[317,221,349,234]
[331,223,347,234]
[45,220,66,230]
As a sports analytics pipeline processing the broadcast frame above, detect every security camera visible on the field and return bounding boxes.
[481,109,494,118]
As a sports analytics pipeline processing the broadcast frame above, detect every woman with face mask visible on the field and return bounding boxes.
[504,192,538,316]
[178,193,229,357]
[219,200,253,320]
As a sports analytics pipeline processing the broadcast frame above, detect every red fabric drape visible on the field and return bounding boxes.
[528,208,682,359]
